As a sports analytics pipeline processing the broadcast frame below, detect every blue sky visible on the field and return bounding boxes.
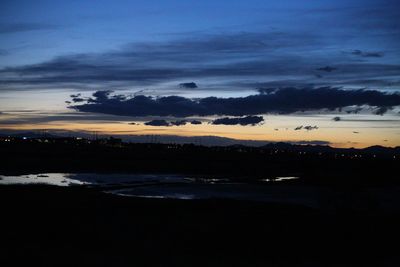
[1,0,399,67]
[0,0,399,147]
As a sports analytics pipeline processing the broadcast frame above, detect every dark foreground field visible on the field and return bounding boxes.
[1,185,400,267]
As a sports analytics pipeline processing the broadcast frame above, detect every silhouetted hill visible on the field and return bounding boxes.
[0,130,331,147]
[363,145,399,155]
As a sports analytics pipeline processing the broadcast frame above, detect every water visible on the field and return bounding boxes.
[108,183,318,207]
[260,176,299,182]
[0,173,188,186]
[0,173,299,187]
[0,173,87,186]
[2,173,399,212]
[0,173,310,205]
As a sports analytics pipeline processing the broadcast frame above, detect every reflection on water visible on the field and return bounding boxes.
[260,176,299,182]
[0,173,299,187]
[0,173,87,186]
[109,183,320,208]
[0,173,187,186]
[2,173,400,212]
[0,173,306,204]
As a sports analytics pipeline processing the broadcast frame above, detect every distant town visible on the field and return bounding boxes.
[1,133,398,159]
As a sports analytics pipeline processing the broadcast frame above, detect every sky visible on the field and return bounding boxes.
[0,0,399,148]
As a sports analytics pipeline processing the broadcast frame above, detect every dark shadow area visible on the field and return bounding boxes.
[0,138,399,266]
[0,185,400,266]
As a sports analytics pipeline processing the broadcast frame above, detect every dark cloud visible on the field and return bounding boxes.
[70,87,400,117]
[0,56,311,89]
[294,125,318,131]
[317,66,337,72]
[144,120,171,126]
[190,120,202,125]
[70,93,87,103]
[211,116,264,126]
[353,131,360,134]
[170,120,187,126]
[303,125,319,131]
[351,50,384,58]
[0,23,59,34]
[332,116,341,121]
[71,97,86,103]
[374,107,389,115]
[179,82,198,89]
[144,119,194,126]
[346,107,363,114]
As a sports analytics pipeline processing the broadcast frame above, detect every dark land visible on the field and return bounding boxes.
[2,184,400,267]
[1,137,400,266]
[0,136,399,185]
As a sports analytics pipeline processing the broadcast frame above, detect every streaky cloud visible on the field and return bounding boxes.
[0,23,59,34]
[317,66,337,72]
[351,50,384,58]
[1,30,398,92]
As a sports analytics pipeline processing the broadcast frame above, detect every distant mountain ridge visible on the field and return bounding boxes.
[1,130,398,154]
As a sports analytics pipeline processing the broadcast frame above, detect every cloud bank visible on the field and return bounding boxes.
[70,87,400,117]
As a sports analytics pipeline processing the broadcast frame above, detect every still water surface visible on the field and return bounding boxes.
[0,173,311,204]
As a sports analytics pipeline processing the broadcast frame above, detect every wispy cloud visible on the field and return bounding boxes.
[1,30,398,91]
[351,50,384,58]
[0,23,59,34]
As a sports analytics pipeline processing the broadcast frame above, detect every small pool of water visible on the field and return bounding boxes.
[0,173,87,186]
[0,173,187,186]
[0,173,306,204]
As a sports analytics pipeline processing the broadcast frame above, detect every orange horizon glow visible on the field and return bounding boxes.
[1,119,399,148]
